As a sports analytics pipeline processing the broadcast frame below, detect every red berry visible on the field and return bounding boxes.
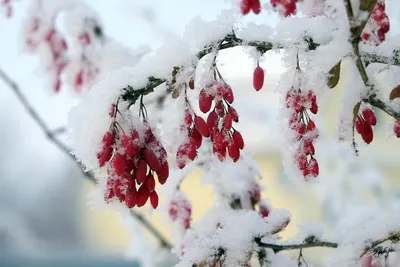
[224,114,233,129]
[121,135,137,157]
[307,120,316,131]
[143,148,160,172]
[355,116,364,134]
[228,142,240,162]
[207,111,219,129]
[223,85,234,103]
[361,123,374,144]
[228,106,239,122]
[112,153,126,175]
[215,101,225,117]
[309,158,319,177]
[99,146,113,167]
[102,131,115,148]
[156,161,169,180]
[199,89,213,113]
[144,174,156,191]
[194,116,210,137]
[184,110,193,126]
[253,65,264,91]
[251,0,261,14]
[135,159,147,183]
[232,130,244,150]
[297,124,305,139]
[362,108,377,126]
[297,154,307,170]
[212,130,225,149]
[131,129,139,141]
[137,185,150,207]
[259,205,270,218]
[303,140,315,155]
[125,185,137,208]
[213,145,227,161]
[191,128,203,149]
[149,191,159,209]
[241,0,251,14]
[394,120,400,137]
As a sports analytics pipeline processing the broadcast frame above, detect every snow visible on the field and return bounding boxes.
[4,0,400,266]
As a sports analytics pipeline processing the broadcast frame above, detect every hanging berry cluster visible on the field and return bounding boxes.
[355,107,377,144]
[175,67,245,168]
[286,58,319,179]
[73,28,100,92]
[271,0,298,17]
[2,0,12,18]
[240,0,261,15]
[249,183,270,218]
[362,0,389,45]
[97,100,170,209]
[44,29,69,92]
[168,194,192,229]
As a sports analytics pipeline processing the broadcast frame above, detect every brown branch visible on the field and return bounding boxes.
[256,231,400,257]
[0,67,172,250]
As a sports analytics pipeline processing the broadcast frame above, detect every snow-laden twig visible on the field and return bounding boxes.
[0,67,172,250]
[121,31,400,121]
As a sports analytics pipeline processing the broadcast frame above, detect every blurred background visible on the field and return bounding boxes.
[1,0,400,266]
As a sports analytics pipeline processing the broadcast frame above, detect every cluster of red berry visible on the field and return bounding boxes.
[176,81,245,168]
[98,105,169,209]
[355,107,376,144]
[250,183,270,218]
[287,88,319,178]
[270,0,298,17]
[362,0,389,45]
[168,196,192,229]
[73,31,99,92]
[240,0,261,15]
[2,0,12,17]
[44,29,69,92]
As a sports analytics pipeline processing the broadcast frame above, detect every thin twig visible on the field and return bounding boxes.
[0,67,172,250]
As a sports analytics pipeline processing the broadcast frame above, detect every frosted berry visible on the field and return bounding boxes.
[112,153,126,175]
[143,148,160,172]
[199,89,213,113]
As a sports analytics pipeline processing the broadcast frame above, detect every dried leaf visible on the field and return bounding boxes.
[328,61,341,88]
[389,84,400,101]
[172,88,181,99]
[188,78,195,90]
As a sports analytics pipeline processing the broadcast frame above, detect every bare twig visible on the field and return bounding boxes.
[0,67,172,250]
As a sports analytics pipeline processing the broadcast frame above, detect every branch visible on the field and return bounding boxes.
[121,33,319,105]
[254,237,338,253]
[255,231,400,257]
[0,68,172,250]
